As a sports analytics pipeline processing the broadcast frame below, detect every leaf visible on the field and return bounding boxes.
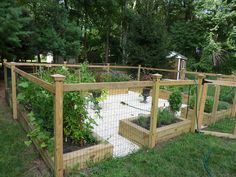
[24,140,32,146]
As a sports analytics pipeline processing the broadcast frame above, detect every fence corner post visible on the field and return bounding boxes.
[137,65,141,81]
[51,74,65,177]
[191,73,205,132]
[11,62,17,119]
[149,73,162,148]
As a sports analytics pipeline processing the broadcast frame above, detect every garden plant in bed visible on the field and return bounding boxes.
[119,90,192,146]
[135,90,183,129]
[17,64,113,170]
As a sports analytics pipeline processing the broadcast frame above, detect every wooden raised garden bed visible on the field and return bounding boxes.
[181,107,232,126]
[17,106,113,172]
[118,117,191,146]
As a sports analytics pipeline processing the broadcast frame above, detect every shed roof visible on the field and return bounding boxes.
[166,51,187,60]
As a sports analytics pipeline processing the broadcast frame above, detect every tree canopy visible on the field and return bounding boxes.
[0,0,235,73]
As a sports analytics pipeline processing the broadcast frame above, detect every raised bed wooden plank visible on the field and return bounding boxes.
[119,117,191,147]
[200,130,236,139]
[17,105,113,172]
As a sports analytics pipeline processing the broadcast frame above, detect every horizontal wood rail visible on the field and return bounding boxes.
[64,81,153,92]
[141,67,178,73]
[4,62,12,68]
[205,79,236,87]
[160,80,195,86]
[15,67,54,93]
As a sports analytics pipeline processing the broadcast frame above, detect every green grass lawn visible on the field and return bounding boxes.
[206,117,236,134]
[69,133,236,177]
[0,100,50,177]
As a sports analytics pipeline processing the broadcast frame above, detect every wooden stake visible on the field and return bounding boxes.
[198,84,208,129]
[149,73,162,148]
[137,65,141,81]
[191,73,205,132]
[212,85,220,124]
[51,74,65,177]
[63,61,67,68]
[11,62,17,119]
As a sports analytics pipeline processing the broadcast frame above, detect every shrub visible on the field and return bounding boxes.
[135,108,177,129]
[158,108,176,126]
[218,101,230,111]
[18,64,100,151]
[220,86,234,104]
[189,96,213,113]
[168,90,182,113]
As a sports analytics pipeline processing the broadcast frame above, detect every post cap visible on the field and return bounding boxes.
[51,74,66,82]
[197,73,205,78]
[3,59,7,63]
[152,73,162,80]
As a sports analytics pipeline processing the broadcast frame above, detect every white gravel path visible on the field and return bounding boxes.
[88,91,172,157]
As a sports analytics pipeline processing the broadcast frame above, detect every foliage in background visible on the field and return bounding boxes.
[96,72,133,82]
[18,64,100,152]
[0,0,235,74]
[189,96,230,113]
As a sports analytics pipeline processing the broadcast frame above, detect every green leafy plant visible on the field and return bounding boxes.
[158,108,176,126]
[135,108,177,129]
[168,90,182,113]
[18,64,101,152]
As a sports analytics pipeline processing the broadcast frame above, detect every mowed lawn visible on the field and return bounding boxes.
[0,93,235,177]
[206,117,236,134]
[0,100,50,177]
[70,133,236,177]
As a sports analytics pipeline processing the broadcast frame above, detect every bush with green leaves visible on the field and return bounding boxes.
[18,64,100,152]
[190,96,213,113]
[219,86,235,104]
[135,108,177,129]
[168,90,182,113]
[189,96,229,113]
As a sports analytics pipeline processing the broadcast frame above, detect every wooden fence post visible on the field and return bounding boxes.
[212,85,220,124]
[180,68,186,80]
[137,65,141,81]
[149,73,162,148]
[107,63,110,73]
[231,89,236,117]
[63,61,67,68]
[3,59,8,89]
[191,73,205,132]
[51,74,65,177]
[198,83,208,129]
[11,62,17,119]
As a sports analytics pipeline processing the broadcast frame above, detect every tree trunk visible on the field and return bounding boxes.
[121,0,128,64]
[37,53,41,63]
[105,30,110,63]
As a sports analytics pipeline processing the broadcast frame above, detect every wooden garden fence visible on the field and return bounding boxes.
[3,60,236,177]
